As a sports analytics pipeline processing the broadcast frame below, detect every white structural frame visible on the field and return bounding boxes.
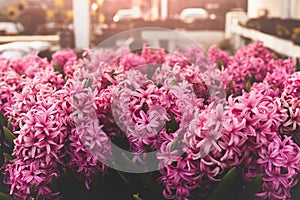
[73,0,90,48]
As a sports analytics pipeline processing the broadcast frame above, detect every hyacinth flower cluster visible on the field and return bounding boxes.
[276,72,300,144]
[0,54,68,199]
[164,42,299,200]
[4,93,68,199]
[0,57,22,115]
[0,41,299,200]
[208,41,295,96]
[66,61,113,189]
[50,49,81,79]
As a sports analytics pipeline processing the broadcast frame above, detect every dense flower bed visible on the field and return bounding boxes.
[0,41,300,200]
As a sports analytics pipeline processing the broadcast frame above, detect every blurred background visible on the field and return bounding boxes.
[0,0,299,57]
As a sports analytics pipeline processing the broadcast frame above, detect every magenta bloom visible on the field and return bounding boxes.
[284,72,300,98]
[4,159,60,200]
[11,53,51,78]
[264,59,294,92]
[141,45,166,64]
[119,52,146,70]
[256,135,300,199]
[277,72,300,134]
[3,90,68,199]
[208,44,230,68]
[1,41,300,200]
[0,57,22,114]
[234,41,274,63]
[51,49,77,69]
[67,121,111,189]
[51,49,82,78]
[158,157,199,200]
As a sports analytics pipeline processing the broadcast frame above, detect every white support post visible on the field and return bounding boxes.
[73,0,90,49]
[282,0,296,18]
[281,0,290,18]
[151,0,159,20]
[161,0,167,20]
[289,0,297,18]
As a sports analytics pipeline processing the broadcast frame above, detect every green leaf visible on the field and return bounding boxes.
[7,119,12,132]
[217,60,224,70]
[170,137,180,152]
[35,196,42,200]
[3,153,14,161]
[121,152,140,172]
[0,192,14,200]
[133,194,143,200]
[54,61,60,72]
[30,184,35,197]
[0,111,7,127]
[228,80,233,92]
[206,167,238,200]
[166,112,179,134]
[245,80,252,92]
[50,176,58,191]
[234,89,239,97]
[236,174,263,200]
[112,161,131,185]
[0,120,3,139]
[54,60,64,75]
[291,181,300,200]
[272,54,276,60]
[296,58,300,72]
[0,112,7,136]
[245,75,256,92]
[250,75,256,83]
[85,79,92,88]
[64,75,69,83]
[3,128,15,146]
[111,69,116,78]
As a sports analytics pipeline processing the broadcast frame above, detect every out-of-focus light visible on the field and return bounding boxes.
[113,15,120,22]
[209,13,217,20]
[6,6,18,18]
[46,10,55,21]
[97,0,104,6]
[66,10,74,21]
[20,0,29,4]
[98,13,105,23]
[206,3,220,10]
[91,3,98,11]
[54,0,64,9]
